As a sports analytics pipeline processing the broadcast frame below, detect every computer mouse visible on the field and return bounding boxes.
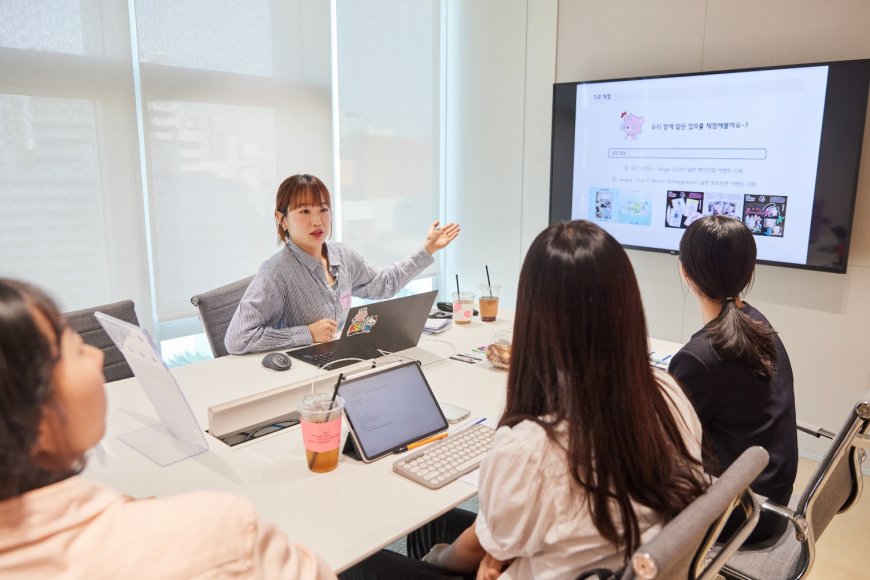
[261,352,293,371]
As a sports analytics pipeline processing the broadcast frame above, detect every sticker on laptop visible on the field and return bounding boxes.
[347,308,378,337]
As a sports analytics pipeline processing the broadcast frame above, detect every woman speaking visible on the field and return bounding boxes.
[225,174,459,354]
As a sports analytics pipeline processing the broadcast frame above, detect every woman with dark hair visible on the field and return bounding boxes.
[669,214,797,543]
[343,220,707,579]
[0,279,336,578]
[225,174,460,354]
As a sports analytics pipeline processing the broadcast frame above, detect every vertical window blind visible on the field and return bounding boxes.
[1,0,442,332]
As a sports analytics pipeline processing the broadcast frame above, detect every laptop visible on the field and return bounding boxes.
[287,290,438,369]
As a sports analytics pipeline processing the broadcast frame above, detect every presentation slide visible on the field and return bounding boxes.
[570,66,829,264]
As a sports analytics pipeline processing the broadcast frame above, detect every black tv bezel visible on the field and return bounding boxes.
[549,58,870,274]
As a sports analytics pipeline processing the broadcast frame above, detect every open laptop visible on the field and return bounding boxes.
[287,290,438,369]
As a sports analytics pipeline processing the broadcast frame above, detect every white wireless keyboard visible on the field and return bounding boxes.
[393,423,496,489]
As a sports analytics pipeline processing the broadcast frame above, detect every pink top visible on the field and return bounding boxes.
[0,476,336,579]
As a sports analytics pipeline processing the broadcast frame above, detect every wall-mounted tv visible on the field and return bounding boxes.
[550,59,870,273]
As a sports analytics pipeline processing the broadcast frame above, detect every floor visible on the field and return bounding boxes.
[796,456,870,578]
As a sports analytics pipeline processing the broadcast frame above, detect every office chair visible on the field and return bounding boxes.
[65,300,140,383]
[721,396,870,580]
[190,276,253,358]
[578,446,768,580]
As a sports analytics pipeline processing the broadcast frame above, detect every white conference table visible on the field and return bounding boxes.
[83,318,683,573]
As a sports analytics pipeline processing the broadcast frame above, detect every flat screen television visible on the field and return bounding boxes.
[550,59,870,273]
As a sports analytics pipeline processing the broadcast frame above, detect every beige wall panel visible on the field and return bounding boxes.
[556,0,706,83]
[703,0,870,71]
[556,0,870,462]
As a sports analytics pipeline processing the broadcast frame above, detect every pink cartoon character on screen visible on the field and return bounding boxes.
[621,112,644,139]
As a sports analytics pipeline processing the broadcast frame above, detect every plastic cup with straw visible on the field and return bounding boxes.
[478,265,500,322]
[298,373,345,473]
[452,274,474,325]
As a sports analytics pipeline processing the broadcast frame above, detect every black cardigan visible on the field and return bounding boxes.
[669,303,798,515]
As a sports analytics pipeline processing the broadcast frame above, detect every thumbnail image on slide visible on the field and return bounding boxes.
[590,188,615,221]
[619,193,652,226]
[704,193,741,218]
[743,195,787,237]
[665,191,704,229]
[589,188,652,226]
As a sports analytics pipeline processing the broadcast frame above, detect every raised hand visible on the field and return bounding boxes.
[424,220,461,255]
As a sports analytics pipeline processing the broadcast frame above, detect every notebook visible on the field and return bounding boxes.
[287,290,438,369]
[339,360,448,462]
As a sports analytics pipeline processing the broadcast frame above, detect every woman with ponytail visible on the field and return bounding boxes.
[669,215,797,544]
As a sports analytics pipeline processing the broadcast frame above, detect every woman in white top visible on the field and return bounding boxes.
[0,279,336,579]
[342,220,708,580]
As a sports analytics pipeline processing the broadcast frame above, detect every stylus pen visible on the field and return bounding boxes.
[405,432,448,451]
[462,416,486,429]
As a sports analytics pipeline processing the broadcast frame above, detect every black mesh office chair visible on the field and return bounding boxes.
[721,394,870,580]
[190,276,253,358]
[65,300,140,383]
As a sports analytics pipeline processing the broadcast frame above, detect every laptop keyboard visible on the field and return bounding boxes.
[393,423,496,489]
[302,351,335,367]
[294,350,360,370]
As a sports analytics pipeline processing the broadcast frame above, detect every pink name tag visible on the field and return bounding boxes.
[340,291,352,309]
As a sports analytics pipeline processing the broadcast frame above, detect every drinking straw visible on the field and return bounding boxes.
[327,372,344,415]
[485,265,492,298]
[455,274,461,296]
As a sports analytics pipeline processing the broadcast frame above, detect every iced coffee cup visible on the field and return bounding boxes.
[478,284,500,322]
[452,291,475,325]
[298,393,345,473]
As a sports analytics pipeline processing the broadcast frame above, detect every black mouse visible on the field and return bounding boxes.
[262,352,293,371]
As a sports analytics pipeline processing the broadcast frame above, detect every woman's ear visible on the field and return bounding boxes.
[30,407,61,466]
[679,262,700,296]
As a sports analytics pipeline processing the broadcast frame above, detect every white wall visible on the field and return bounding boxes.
[442,0,557,311]
[556,0,870,459]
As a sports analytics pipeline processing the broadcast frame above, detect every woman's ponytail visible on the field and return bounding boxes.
[679,216,777,379]
[707,300,777,379]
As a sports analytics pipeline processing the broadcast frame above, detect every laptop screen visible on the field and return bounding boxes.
[339,361,447,460]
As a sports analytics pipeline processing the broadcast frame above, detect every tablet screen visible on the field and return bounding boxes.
[339,361,447,461]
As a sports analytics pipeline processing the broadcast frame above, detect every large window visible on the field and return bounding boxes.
[134,0,333,320]
[0,0,148,314]
[0,1,444,364]
[335,0,442,277]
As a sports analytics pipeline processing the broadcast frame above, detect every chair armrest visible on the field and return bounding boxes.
[798,420,870,451]
[759,499,795,521]
[797,419,836,439]
[759,499,810,542]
